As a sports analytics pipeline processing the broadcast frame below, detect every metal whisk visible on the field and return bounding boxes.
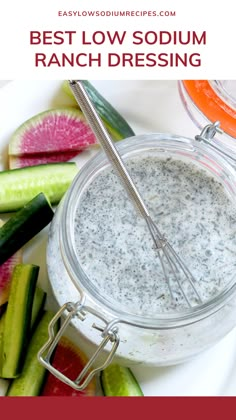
[68,80,202,308]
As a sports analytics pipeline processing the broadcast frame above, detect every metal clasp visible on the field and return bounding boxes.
[38,301,120,391]
[195,121,236,165]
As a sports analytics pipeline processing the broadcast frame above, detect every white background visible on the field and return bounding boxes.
[0,0,235,79]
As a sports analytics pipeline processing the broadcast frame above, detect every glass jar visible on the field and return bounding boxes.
[179,80,236,162]
[41,132,236,390]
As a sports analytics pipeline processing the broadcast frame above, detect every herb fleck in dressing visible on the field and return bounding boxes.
[74,157,236,315]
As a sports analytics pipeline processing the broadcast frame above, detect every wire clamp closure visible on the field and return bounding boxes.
[195,121,236,165]
[38,301,120,390]
[195,121,223,142]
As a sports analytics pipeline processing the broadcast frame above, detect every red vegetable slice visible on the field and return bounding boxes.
[0,251,22,306]
[41,336,96,396]
[9,151,82,169]
[8,108,98,169]
[0,220,22,306]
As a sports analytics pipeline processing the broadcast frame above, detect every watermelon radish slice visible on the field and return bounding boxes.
[8,108,99,169]
[41,336,96,396]
[0,220,22,307]
[0,252,22,306]
[9,151,81,169]
[9,108,97,155]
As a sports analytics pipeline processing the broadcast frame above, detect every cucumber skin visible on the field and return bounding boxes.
[0,287,46,379]
[7,311,59,396]
[63,81,135,140]
[100,364,144,397]
[1,264,39,379]
[83,81,135,140]
[0,312,6,374]
[0,193,54,266]
[30,287,46,332]
[0,162,78,213]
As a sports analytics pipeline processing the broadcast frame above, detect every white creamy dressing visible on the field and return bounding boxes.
[73,156,236,315]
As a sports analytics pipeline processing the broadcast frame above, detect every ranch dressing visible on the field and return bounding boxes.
[73,156,236,315]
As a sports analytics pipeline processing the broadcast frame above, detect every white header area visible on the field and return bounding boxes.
[0,0,235,79]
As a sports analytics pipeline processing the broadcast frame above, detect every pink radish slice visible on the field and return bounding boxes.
[9,151,82,169]
[8,108,98,157]
[0,219,22,306]
[0,251,22,306]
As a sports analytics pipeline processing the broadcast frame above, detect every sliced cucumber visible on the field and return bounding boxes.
[0,192,54,265]
[1,264,39,378]
[0,287,46,377]
[7,311,59,396]
[63,80,135,140]
[0,162,78,213]
[30,287,46,331]
[0,312,6,373]
[82,81,135,140]
[100,364,144,396]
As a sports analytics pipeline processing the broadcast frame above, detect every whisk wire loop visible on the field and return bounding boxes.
[146,217,202,307]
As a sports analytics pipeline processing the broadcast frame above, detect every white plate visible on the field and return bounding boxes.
[0,80,236,396]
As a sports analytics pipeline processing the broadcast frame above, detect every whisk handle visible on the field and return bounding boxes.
[68,80,150,220]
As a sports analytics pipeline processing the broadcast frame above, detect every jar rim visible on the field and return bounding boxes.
[60,133,236,329]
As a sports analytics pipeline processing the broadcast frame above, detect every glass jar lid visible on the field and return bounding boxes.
[181,80,236,138]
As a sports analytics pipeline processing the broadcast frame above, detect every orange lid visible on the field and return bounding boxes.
[182,80,236,138]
